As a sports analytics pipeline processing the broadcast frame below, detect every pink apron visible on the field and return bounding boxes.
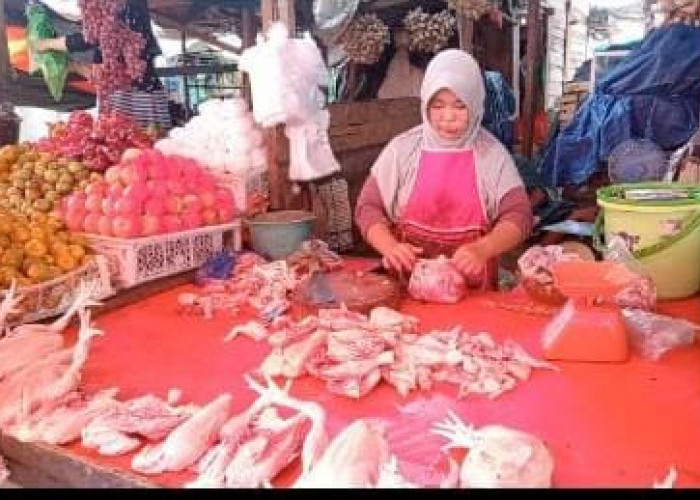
[398,148,497,289]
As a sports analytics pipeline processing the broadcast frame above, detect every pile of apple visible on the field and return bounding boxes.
[59,149,238,238]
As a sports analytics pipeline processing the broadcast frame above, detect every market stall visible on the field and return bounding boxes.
[1,0,700,490]
[0,262,698,487]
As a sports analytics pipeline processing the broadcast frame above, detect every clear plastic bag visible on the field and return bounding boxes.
[604,235,657,311]
[622,308,699,361]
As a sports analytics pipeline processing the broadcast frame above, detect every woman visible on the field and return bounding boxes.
[355,49,533,289]
[32,0,172,131]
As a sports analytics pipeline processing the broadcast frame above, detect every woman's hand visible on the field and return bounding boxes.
[382,243,423,275]
[452,242,490,284]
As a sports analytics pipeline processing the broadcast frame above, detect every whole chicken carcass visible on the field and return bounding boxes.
[293,419,391,488]
[432,410,554,488]
[131,394,232,474]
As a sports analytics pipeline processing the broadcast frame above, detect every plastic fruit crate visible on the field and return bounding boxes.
[0,255,114,326]
[81,221,242,290]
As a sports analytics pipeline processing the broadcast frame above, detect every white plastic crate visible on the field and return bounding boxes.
[0,255,114,326]
[82,221,242,290]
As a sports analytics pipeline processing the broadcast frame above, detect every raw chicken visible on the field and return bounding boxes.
[225,320,269,343]
[0,331,64,381]
[0,280,22,335]
[224,411,309,488]
[22,388,120,445]
[0,309,102,427]
[260,328,329,379]
[246,375,328,476]
[432,410,554,488]
[0,453,9,486]
[408,256,466,304]
[368,307,418,335]
[131,394,232,474]
[293,419,391,488]
[88,393,193,442]
[7,281,101,338]
[376,455,418,488]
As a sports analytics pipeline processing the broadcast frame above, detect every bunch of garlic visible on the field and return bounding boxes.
[339,13,390,65]
[447,0,496,20]
[404,8,457,54]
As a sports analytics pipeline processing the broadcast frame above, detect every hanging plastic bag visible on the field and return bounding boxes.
[26,1,69,102]
[604,235,657,311]
[239,23,290,127]
[285,109,341,182]
[622,308,699,361]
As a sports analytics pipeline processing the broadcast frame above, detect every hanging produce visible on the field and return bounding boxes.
[447,0,496,20]
[26,2,69,102]
[403,8,457,54]
[35,111,154,172]
[78,0,147,103]
[338,13,390,64]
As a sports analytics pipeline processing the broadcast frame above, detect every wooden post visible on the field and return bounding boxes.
[240,7,257,107]
[457,12,474,52]
[180,31,191,119]
[522,0,541,158]
[0,0,10,97]
[260,0,296,211]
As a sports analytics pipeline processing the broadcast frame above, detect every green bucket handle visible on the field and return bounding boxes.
[593,208,700,259]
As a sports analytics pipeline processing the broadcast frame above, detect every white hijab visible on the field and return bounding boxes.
[420,49,486,149]
[370,49,523,223]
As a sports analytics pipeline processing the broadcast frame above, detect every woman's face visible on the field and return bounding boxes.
[427,88,470,142]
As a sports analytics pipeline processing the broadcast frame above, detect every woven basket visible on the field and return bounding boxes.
[81,222,242,290]
[0,255,113,326]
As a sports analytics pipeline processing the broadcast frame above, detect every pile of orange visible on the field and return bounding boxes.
[0,210,91,289]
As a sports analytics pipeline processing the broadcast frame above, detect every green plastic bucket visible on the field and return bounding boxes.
[595,183,700,300]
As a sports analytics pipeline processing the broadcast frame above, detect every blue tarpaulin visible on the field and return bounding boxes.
[540,24,700,187]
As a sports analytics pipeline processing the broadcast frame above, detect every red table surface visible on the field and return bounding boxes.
[56,262,700,489]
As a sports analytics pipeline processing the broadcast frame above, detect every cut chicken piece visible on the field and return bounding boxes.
[131,394,232,474]
[294,419,390,488]
[431,410,554,488]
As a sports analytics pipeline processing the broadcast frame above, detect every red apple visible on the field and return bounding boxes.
[164,195,183,215]
[162,214,184,233]
[104,166,122,185]
[97,216,113,236]
[121,148,143,163]
[182,194,203,213]
[144,197,166,216]
[182,211,203,230]
[85,181,108,197]
[116,195,142,216]
[65,193,87,213]
[85,194,104,213]
[108,184,124,199]
[101,197,119,217]
[146,180,168,200]
[198,189,217,209]
[141,214,163,236]
[217,204,236,223]
[166,178,186,195]
[64,209,87,232]
[113,215,143,238]
[201,208,218,226]
[83,213,101,233]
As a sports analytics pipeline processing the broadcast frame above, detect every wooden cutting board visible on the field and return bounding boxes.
[291,269,402,315]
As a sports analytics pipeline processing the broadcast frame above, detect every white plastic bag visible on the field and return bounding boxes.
[622,309,698,361]
[285,109,340,182]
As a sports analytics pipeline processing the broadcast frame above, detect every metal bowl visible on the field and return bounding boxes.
[245,210,316,260]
